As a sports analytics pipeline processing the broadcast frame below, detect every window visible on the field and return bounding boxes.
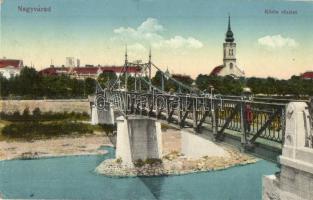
[229,49,233,56]
[230,63,233,69]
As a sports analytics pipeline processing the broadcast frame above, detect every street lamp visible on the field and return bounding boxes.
[162,68,171,91]
[242,87,252,100]
[209,84,216,135]
[209,85,214,110]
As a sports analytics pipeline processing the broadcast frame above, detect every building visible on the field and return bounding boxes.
[76,59,80,67]
[65,57,76,67]
[0,59,23,79]
[210,16,245,78]
[300,71,313,79]
[39,66,141,79]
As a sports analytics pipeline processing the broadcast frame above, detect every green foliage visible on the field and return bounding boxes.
[97,71,117,88]
[1,121,96,140]
[0,108,89,122]
[195,74,313,96]
[134,159,145,167]
[116,157,122,164]
[1,66,313,97]
[144,158,163,166]
[195,74,244,95]
[98,124,116,136]
[0,67,99,99]
[134,158,163,167]
[22,107,30,119]
[32,107,41,119]
[246,76,313,96]
[84,78,96,95]
[151,71,194,93]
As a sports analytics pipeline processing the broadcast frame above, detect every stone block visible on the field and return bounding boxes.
[115,116,162,167]
[181,130,229,159]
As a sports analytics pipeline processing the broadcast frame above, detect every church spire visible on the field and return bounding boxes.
[228,15,231,31]
[125,45,128,63]
[225,15,234,43]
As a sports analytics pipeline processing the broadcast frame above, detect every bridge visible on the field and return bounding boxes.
[90,50,313,200]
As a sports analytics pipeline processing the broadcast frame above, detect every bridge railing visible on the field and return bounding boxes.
[102,90,287,147]
[211,99,286,144]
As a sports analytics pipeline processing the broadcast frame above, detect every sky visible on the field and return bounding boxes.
[0,0,313,79]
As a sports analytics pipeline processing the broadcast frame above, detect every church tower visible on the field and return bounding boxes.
[209,16,244,78]
[223,16,236,71]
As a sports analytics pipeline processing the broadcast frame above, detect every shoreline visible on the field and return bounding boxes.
[0,134,112,161]
[96,158,258,178]
[1,149,109,162]
[0,129,258,178]
[95,141,258,177]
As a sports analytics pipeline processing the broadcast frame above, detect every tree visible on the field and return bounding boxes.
[151,70,163,89]
[166,74,194,93]
[15,67,42,97]
[0,74,9,97]
[97,71,117,89]
[84,78,96,95]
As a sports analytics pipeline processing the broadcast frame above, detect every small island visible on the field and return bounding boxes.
[95,127,257,177]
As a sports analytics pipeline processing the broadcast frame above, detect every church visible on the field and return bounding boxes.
[210,16,245,78]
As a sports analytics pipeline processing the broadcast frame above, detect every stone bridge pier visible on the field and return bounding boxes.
[263,102,313,200]
[115,116,163,167]
[91,102,115,125]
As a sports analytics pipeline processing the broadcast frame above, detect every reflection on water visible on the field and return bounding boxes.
[0,147,279,200]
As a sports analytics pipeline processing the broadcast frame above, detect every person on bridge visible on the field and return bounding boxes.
[245,104,253,133]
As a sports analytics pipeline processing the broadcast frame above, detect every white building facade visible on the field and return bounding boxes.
[0,59,23,79]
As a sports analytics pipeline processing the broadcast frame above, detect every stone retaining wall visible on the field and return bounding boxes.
[0,99,91,114]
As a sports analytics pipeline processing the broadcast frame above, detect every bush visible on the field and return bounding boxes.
[99,124,116,136]
[134,158,163,167]
[116,157,122,164]
[32,107,41,119]
[0,110,90,122]
[1,121,95,140]
[145,158,162,166]
[12,111,21,120]
[134,159,145,167]
[22,108,30,119]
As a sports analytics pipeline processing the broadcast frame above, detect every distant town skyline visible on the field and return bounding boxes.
[0,0,313,79]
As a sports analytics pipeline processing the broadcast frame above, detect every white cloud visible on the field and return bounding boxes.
[137,18,164,33]
[258,34,298,48]
[113,18,203,50]
[113,18,163,42]
[128,43,147,52]
[152,36,203,49]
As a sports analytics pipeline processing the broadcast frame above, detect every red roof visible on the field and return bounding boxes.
[39,67,69,76]
[0,59,23,68]
[39,66,141,76]
[73,67,100,75]
[210,65,224,76]
[301,71,313,79]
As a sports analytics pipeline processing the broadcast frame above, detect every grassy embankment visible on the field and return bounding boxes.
[0,108,115,141]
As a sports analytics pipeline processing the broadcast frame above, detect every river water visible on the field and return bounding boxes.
[0,147,279,200]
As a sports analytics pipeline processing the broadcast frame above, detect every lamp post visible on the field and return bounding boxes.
[163,68,171,92]
[209,85,214,110]
[242,87,252,100]
[209,85,217,135]
[241,86,252,145]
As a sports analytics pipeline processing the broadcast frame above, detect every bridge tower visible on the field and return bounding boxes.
[263,102,313,200]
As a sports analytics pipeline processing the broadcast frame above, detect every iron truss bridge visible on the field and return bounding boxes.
[99,89,286,145]
[93,51,313,149]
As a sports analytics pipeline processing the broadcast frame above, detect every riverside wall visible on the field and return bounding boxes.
[0,99,91,114]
